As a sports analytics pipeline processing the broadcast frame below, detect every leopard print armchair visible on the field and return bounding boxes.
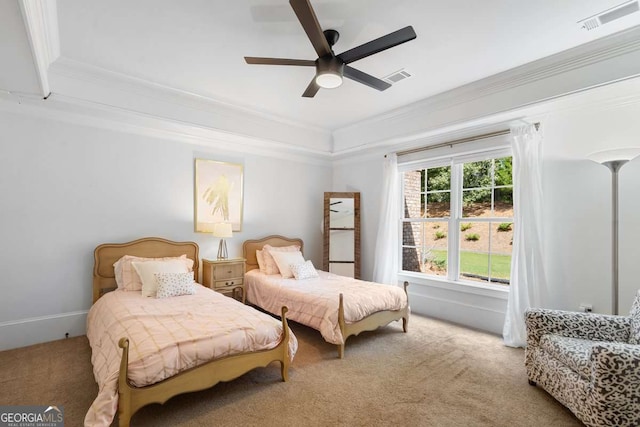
[525,291,640,427]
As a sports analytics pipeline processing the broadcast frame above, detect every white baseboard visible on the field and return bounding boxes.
[0,311,88,351]
[408,291,506,335]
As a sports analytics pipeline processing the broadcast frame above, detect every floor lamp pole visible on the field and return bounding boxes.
[603,160,627,316]
[589,148,640,316]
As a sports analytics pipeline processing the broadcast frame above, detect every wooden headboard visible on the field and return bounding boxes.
[242,235,304,272]
[93,237,200,303]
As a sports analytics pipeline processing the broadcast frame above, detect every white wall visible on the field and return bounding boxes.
[0,109,330,350]
[542,102,640,315]
[332,156,384,281]
[332,85,640,335]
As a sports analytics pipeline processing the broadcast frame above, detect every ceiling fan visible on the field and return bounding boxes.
[244,0,417,98]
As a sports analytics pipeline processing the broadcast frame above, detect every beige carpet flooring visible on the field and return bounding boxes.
[0,314,581,426]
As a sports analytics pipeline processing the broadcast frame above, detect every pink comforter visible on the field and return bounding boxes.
[85,286,297,427]
[245,270,408,345]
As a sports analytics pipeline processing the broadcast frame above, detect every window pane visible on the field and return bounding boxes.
[459,222,490,283]
[403,170,423,219]
[426,192,450,218]
[402,222,422,247]
[494,187,513,215]
[494,157,513,186]
[459,222,512,285]
[462,188,492,218]
[401,221,448,276]
[490,223,512,284]
[427,166,450,191]
[463,160,491,189]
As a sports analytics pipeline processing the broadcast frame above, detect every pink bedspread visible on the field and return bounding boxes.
[245,270,408,345]
[85,286,297,427]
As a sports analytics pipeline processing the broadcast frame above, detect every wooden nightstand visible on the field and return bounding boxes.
[202,258,246,303]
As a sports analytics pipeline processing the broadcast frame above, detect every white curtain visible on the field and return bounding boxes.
[503,124,548,347]
[373,153,400,286]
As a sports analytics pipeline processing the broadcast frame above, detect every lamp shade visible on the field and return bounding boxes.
[587,148,640,164]
[212,223,233,238]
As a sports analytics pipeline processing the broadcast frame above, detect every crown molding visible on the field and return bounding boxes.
[332,25,640,155]
[48,57,333,153]
[18,0,60,98]
[332,73,640,164]
[0,90,333,167]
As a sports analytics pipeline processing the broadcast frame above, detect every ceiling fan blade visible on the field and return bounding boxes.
[337,26,417,64]
[245,57,316,66]
[302,77,320,98]
[289,0,332,58]
[344,66,391,91]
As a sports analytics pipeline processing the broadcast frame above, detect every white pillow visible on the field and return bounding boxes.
[262,244,301,275]
[256,250,267,273]
[270,251,305,279]
[155,272,196,298]
[291,260,319,280]
[113,254,193,291]
[132,260,190,297]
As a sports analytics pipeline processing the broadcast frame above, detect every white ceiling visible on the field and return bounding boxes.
[2,0,640,133]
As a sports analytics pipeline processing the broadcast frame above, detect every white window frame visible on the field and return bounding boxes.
[399,146,513,290]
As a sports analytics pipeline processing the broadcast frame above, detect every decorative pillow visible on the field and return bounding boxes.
[113,254,193,291]
[291,260,319,280]
[262,244,301,275]
[629,290,640,344]
[256,250,267,274]
[270,251,305,279]
[155,272,196,298]
[131,260,190,297]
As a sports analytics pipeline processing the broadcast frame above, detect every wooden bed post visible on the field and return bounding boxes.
[402,281,409,333]
[338,293,346,359]
[118,338,132,427]
[280,306,290,382]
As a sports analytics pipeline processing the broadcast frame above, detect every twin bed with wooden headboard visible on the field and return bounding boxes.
[243,235,409,359]
[88,237,295,427]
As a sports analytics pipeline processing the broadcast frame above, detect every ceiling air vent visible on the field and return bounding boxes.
[578,0,640,31]
[383,69,412,85]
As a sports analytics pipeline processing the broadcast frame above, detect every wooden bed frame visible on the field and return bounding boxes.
[93,237,292,427]
[242,235,409,359]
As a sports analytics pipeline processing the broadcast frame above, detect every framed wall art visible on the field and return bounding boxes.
[194,159,244,232]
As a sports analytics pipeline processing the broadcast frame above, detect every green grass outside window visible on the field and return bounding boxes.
[429,250,511,280]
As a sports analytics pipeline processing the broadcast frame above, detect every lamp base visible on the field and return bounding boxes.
[217,239,228,260]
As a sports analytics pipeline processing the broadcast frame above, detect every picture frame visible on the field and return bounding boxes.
[194,159,244,232]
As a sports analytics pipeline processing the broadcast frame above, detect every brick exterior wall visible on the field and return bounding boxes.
[402,170,421,272]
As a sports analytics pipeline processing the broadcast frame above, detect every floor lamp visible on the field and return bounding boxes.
[588,148,640,315]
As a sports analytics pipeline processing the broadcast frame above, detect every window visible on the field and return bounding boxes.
[401,150,513,286]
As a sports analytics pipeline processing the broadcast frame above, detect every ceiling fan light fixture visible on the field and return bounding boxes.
[315,56,344,89]
[316,72,342,89]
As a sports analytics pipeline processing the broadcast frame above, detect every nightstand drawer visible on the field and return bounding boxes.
[213,278,243,289]
[202,258,246,303]
[214,263,244,281]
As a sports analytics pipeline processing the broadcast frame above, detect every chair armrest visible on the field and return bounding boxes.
[591,343,640,397]
[525,308,631,347]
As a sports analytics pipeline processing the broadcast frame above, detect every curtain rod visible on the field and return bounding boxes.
[393,122,540,157]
